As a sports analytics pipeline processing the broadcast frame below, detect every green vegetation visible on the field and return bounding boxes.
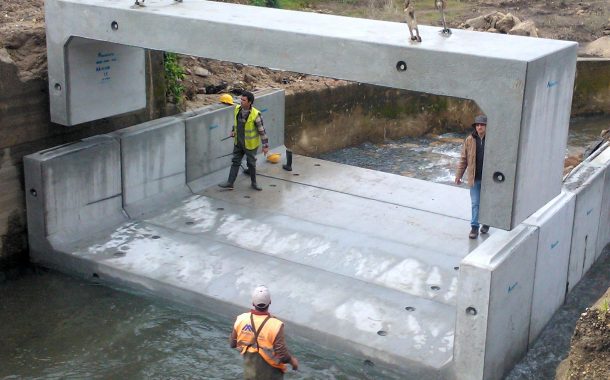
[250,0,280,8]
[599,298,609,322]
[263,0,473,24]
[164,52,186,104]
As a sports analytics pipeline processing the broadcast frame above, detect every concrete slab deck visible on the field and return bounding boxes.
[56,155,501,372]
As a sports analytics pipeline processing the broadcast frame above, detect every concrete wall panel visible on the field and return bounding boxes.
[596,164,610,258]
[454,225,538,380]
[564,163,604,292]
[23,135,126,248]
[185,89,285,184]
[524,191,575,344]
[112,116,189,216]
[185,105,236,183]
[589,146,610,259]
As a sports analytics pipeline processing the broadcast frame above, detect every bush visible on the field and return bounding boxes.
[164,52,185,104]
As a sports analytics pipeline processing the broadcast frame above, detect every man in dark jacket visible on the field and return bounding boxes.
[455,115,490,239]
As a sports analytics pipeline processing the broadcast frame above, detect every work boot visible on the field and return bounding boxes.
[219,165,239,189]
[480,225,490,234]
[249,165,262,191]
[469,226,479,239]
[283,149,293,171]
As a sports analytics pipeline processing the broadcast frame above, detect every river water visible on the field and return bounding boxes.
[1,115,608,379]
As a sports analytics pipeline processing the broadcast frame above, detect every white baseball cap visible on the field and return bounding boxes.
[252,285,271,308]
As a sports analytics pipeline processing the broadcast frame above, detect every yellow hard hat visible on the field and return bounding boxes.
[266,153,281,164]
[219,94,234,105]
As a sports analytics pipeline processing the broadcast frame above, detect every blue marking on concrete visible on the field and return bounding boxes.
[551,240,559,249]
[259,108,268,113]
[209,124,219,130]
[508,282,518,293]
[586,208,593,216]
[547,80,558,88]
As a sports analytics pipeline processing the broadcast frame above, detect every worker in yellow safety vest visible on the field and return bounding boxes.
[230,285,299,379]
[219,91,269,191]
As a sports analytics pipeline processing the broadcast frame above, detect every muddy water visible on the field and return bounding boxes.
[0,115,608,379]
[0,270,404,379]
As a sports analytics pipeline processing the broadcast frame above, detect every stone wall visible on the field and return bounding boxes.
[0,50,167,270]
[572,59,610,116]
[284,84,481,156]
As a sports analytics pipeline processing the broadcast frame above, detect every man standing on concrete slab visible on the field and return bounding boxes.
[455,115,490,239]
[219,91,269,191]
[230,285,299,379]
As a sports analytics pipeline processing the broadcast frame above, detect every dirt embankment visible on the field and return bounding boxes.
[2,0,609,105]
[556,289,610,380]
[175,0,610,110]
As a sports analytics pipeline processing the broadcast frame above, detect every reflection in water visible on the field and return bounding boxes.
[1,116,608,379]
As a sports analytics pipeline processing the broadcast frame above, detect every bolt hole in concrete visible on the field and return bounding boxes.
[216,207,224,211]
[269,184,276,187]
[293,173,299,176]
[151,235,161,239]
[431,285,441,291]
[29,189,37,197]
[111,21,118,30]
[314,164,321,166]
[396,60,407,71]
[466,306,477,316]
[454,266,459,271]
[363,359,375,367]
[92,273,99,278]
[405,306,416,312]
[377,330,388,336]
[493,171,505,183]
[113,252,125,258]
[185,221,195,225]
[243,196,251,199]
[53,83,61,92]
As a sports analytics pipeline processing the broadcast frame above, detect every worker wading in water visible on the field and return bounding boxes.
[219,91,269,191]
[230,285,299,379]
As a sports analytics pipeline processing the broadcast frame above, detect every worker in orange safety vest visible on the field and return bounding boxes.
[230,285,299,379]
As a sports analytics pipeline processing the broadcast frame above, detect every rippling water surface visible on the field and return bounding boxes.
[1,115,608,379]
[320,115,610,183]
[0,270,404,379]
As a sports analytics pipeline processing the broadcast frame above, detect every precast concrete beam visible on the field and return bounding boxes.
[45,0,577,229]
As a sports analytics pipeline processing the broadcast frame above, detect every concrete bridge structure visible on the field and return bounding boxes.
[25,89,610,379]
[26,1,610,379]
